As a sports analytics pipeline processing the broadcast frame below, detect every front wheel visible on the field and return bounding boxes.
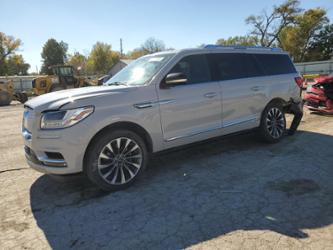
[84,130,148,191]
[259,102,286,143]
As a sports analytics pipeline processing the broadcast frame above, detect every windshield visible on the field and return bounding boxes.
[105,54,174,86]
[53,67,73,76]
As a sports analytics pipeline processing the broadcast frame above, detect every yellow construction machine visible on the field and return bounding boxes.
[32,65,93,95]
[0,79,28,106]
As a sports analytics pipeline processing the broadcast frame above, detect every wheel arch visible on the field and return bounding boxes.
[262,97,290,115]
[83,121,153,162]
[259,97,289,123]
[266,97,289,107]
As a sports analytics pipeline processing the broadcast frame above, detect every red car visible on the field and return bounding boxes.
[304,74,333,114]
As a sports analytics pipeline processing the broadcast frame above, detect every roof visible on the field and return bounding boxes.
[203,44,283,52]
[150,45,287,56]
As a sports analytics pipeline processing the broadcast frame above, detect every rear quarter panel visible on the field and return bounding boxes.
[264,73,298,103]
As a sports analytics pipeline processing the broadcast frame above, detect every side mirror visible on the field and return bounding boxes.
[165,73,188,85]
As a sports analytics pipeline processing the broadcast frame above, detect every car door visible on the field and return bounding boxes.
[208,53,266,128]
[157,54,222,141]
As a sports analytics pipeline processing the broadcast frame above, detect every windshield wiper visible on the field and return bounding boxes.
[108,81,128,86]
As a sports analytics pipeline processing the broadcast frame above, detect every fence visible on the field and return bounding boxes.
[0,76,37,91]
[295,60,333,75]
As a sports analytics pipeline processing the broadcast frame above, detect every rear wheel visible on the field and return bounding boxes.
[259,102,286,143]
[84,130,148,191]
[0,91,12,106]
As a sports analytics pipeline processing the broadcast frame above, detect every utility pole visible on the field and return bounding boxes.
[120,38,123,58]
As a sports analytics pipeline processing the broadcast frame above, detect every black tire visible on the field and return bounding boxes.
[84,129,148,191]
[17,93,28,104]
[258,102,286,143]
[0,91,12,106]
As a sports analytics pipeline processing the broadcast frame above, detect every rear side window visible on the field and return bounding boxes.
[208,53,246,81]
[207,53,264,81]
[169,54,211,84]
[245,54,265,77]
[254,54,296,75]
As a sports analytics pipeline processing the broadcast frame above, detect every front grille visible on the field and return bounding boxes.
[306,91,319,96]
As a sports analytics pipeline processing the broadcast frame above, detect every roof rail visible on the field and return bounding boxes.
[204,44,282,51]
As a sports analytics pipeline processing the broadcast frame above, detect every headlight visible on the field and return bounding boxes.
[41,106,94,129]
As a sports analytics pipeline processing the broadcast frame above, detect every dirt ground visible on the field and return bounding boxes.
[0,102,333,250]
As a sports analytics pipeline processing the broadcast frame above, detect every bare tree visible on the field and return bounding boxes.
[246,0,301,47]
[141,37,166,54]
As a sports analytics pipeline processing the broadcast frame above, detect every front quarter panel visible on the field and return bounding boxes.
[62,85,164,153]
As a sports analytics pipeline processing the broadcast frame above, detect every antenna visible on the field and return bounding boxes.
[120,38,123,57]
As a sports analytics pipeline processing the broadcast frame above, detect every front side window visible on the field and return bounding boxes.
[106,54,174,86]
[168,54,211,84]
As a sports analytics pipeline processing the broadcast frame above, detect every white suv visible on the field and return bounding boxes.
[23,45,301,190]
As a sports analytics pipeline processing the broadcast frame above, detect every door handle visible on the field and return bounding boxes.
[204,92,217,98]
[251,86,260,91]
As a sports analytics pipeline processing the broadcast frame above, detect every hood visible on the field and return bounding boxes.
[314,76,333,85]
[25,86,130,112]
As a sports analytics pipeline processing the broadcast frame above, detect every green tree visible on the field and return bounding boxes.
[126,48,148,59]
[0,32,23,75]
[88,42,120,74]
[0,32,21,63]
[305,24,333,61]
[216,36,259,46]
[41,38,68,74]
[68,52,88,74]
[279,8,328,62]
[6,54,30,75]
[246,0,301,47]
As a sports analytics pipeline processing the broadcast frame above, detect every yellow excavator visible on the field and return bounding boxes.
[32,65,92,95]
[0,79,28,106]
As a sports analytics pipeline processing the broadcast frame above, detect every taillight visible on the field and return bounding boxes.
[294,77,303,88]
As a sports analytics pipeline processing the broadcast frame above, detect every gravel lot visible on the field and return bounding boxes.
[1,102,333,250]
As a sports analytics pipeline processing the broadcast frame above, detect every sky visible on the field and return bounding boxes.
[1,0,333,73]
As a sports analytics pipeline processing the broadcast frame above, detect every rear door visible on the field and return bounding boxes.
[157,54,222,141]
[207,53,266,128]
[253,53,299,102]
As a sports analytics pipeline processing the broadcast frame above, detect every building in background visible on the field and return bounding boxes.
[108,59,133,77]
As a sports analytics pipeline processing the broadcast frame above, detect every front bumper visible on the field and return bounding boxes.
[304,92,333,114]
[22,119,92,175]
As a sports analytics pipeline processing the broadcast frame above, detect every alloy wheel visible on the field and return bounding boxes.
[266,107,285,139]
[97,137,143,185]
